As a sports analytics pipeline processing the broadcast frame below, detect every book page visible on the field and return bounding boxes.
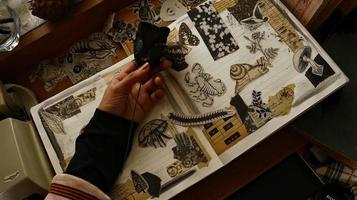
[159,0,348,165]
[31,56,223,199]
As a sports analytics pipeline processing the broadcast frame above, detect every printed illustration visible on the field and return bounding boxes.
[32,32,118,89]
[258,0,304,52]
[46,96,81,120]
[110,179,150,200]
[74,87,97,107]
[212,0,236,13]
[131,170,149,193]
[244,90,272,133]
[131,0,161,25]
[168,108,236,127]
[29,58,67,91]
[166,160,191,178]
[188,1,239,60]
[179,0,205,9]
[138,119,171,148]
[202,106,248,155]
[178,22,200,46]
[227,0,258,22]
[240,3,268,31]
[160,0,188,22]
[244,31,279,67]
[165,23,200,71]
[185,63,226,107]
[106,20,137,44]
[131,170,162,198]
[39,110,65,135]
[230,57,269,94]
[293,46,336,87]
[268,84,295,117]
[172,132,208,168]
[293,46,323,76]
[305,55,335,87]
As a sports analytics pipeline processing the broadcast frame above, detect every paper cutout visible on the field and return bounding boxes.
[202,106,248,155]
[227,0,258,22]
[268,84,295,117]
[141,172,162,198]
[230,57,269,94]
[179,0,205,9]
[168,108,236,127]
[131,0,161,25]
[138,119,171,148]
[166,160,191,178]
[244,31,279,67]
[106,20,137,44]
[110,179,150,200]
[240,3,268,31]
[160,0,188,22]
[258,0,304,52]
[212,0,236,13]
[293,46,324,76]
[172,132,208,167]
[188,1,239,60]
[164,23,200,71]
[39,110,65,135]
[46,96,81,120]
[305,54,335,87]
[185,63,226,107]
[131,170,149,193]
[178,22,200,46]
[74,88,97,107]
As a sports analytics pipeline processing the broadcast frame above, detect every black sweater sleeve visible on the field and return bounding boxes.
[65,109,138,192]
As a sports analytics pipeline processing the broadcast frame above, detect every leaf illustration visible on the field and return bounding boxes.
[264,47,279,60]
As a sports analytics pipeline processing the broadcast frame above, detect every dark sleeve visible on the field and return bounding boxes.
[65,109,138,192]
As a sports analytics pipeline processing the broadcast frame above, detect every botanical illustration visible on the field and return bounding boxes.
[244,31,279,68]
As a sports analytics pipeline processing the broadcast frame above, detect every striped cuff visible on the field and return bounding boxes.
[46,174,111,200]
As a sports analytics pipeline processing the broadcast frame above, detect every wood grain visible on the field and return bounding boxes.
[0,0,134,82]
[174,125,307,200]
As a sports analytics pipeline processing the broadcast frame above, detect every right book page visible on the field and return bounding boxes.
[164,0,348,165]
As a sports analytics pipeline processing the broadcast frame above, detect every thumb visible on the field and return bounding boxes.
[119,62,150,91]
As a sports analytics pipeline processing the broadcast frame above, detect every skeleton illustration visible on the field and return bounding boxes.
[185,63,226,107]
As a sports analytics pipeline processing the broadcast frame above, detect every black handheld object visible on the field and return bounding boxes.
[134,22,170,68]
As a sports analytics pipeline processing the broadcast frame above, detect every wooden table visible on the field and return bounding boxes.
[174,126,307,199]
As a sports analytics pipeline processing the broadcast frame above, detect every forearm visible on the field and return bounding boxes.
[65,109,137,192]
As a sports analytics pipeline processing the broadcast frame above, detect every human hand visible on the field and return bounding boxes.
[99,60,171,122]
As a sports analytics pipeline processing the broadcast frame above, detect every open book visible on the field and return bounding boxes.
[31,0,348,199]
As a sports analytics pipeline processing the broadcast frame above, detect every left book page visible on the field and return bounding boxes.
[31,57,223,200]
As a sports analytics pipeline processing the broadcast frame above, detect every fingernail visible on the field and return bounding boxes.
[141,62,149,71]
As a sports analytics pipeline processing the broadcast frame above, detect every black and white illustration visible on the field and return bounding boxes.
[131,0,161,25]
[172,133,208,168]
[131,170,149,193]
[227,0,268,31]
[160,0,188,22]
[230,57,270,94]
[244,31,279,67]
[74,87,97,107]
[168,109,236,127]
[141,172,162,198]
[293,46,335,87]
[178,22,200,46]
[227,0,258,22]
[29,58,67,91]
[165,22,200,71]
[45,96,81,120]
[138,119,172,148]
[240,3,268,31]
[188,1,239,60]
[185,63,226,107]
[305,54,336,87]
[106,20,137,44]
[179,0,205,9]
